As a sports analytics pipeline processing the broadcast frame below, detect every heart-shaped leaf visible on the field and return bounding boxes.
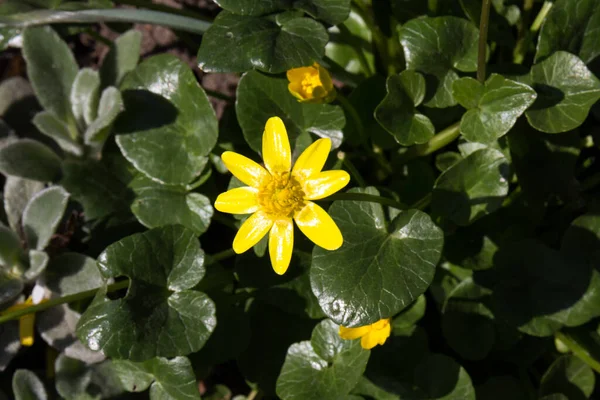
[236,70,345,153]
[197,11,328,74]
[116,54,218,185]
[540,355,595,399]
[525,51,600,133]
[536,0,600,64]
[452,74,536,143]
[276,319,369,400]
[76,225,216,360]
[399,17,479,108]
[22,186,69,251]
[0,139,61,182]
[375,70,435,146]
[311,187,444,327]
[432,148,509,226]
[130,174,213,236]
[215,0,351,24]
[112,356,200,399]
[413,354,475,399]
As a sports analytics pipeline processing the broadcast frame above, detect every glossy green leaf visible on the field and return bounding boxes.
[540,355,595,399]
[77,225,216,360]
[100,29,142,88]
[197,11,328,74]
[536,0,600,64]
[22,186,69,251]
[399,16,479,108]
[113,356,200,399]
[344,76,387,147]
[84,86,123,144]
[525,51,600,133]
[476,376,527,400]
[12,370,47,400]
[432,148,509,226]
[116,54,218,185]
[236,70,345,153]
[0,139,61,182]
[414,354,475,399]
[452,74,536,143]
[55,354,123,400]
[562,213,600,267]
[215,0,351,24]
[3,177,44,232]
[32,111,82,156]
[375,71,435,146]
[70,68,100,130]
[311,187,444,327]
[276,319,369,400]
[130,174,213,236]
[60,158,134,221]
[22,26,77,128]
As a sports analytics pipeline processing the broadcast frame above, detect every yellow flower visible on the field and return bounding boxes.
[287,62,336,103]
[2,296,38,347]
[339,318,391,350]
[215,117,350,275]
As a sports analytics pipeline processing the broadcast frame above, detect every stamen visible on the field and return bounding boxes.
[258,172,306,218]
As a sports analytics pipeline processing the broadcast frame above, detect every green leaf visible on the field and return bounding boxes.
[392,295,426,335]
[0,269,23,306]
[76,225,216,361]
[476,376,527,400]
[0,321,20,371]
[24,250,48,281]
[413,354,475,400]
[84,86,123,144]
[236,70,345,153]
[276,319,369,400]
[130,174,213,236]
[3,177,44,233]
[442,311,495,361]
[432,148,509,226]
[525,51,600,133]
[116,54,218,185]
[70,68,100,130]
[311,187,444,327]
[113,356,201,399]
[399,16,479,108]
[375,71,435,146]
[0,139,62,182]
[536,0,600,64]
[22,186,69,251]
[100,29,142,88]
[197,11,328,74]
[44,252,104,296]
[215,0,351,24]
[22,26,77,128]
[12,370,47,400]
[540,355,595,399]
[452,74,536,143]
[60,158,134,221]
[326,10,375,76]
[55,354,123,400]
[351,377,399,400]
[344,76,387,147]
[562,213,600,267]
[0,223,24,269]
[32,111,82,156]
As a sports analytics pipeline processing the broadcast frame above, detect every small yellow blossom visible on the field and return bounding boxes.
[287,63,336,103]
[2,296,38,346]
[215,117,350,275]
[339,318,391,350]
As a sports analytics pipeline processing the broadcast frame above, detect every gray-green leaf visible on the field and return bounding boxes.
[0,139,62,182]
[70,68,100,130]
[22,186,69,251]
[12,370,47,400]
[84,86,123,144]
[100,29,142,88]
[32,111,82,156]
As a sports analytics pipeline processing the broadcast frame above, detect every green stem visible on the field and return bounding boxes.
[477,0,491,82]
[325,193,408,210]
[410,193,432,211]
[555,331,600,374]
[0,250,236,325]
[530,1,553,32]
[247,389,259,400]
[113,0,210,21]
[204,88,235,102]
[351,0,390,75]
[342,156,366,187]
[398,122,461,163]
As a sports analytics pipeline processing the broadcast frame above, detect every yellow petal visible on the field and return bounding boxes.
[287,66,313,83]
[339,325,370,340]
[221,151,270,188]
[303,170,350,200]
[233,211,273,254]
[317,63,334,92]
[291,138,331,181]
[288,82,305,101]
[19,313,35,347]
[361,331,381,350]
[262,117,291,174]
[215,187,259,214]
[294,202,343,250]
[269,218,294,275]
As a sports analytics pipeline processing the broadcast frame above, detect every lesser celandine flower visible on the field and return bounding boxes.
[339,318,391,350]
[287,62,336,103]
[215,117,349,275]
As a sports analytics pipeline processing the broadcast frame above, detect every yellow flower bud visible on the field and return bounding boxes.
[286,63,336,104]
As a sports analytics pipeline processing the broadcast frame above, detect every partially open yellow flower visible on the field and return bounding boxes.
[339,318,391,350]
[287,63,336,103]
[215,117,349,275]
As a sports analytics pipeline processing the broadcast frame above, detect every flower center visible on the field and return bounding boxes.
[258,172,306,218]
[301,70,323,97]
